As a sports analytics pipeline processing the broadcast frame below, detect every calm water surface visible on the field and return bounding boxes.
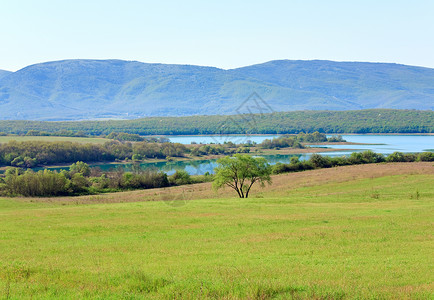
[41,135,434,175]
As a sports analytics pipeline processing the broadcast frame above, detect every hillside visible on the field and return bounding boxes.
[0,59,433,120]
[0,109,432,135]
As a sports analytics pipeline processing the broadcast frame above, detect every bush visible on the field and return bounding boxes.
[327,135,345,142]
[271,158,314,174]
[10,156,37,168]
[386,152,416,162]
[290,156,300,164]
[272,163,300,174]
[69,161,91,177]
[418,152,434,161]
[361,150,385,163]
[132,154,142,161]
[3,169,69,197]
[236,147,250,153]
[347,151,385,164]
[120,171,169,190]
[90,174,110,190]
[309,154,332,168]
[329,156,350,166]
[169,170,192,186]
[191,173,214,184]
[70,173,90,193]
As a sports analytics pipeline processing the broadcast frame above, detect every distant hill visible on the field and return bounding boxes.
[0,109,432,135]
[0,59,433,121]
[0,70,11,80]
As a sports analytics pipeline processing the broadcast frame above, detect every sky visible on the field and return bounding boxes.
[1,0,433,71]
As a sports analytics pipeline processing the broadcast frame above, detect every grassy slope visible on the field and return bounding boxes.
[0,136,110,144]
[0,163,433,299]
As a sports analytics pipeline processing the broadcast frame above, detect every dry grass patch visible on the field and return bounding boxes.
[9,162,433,206]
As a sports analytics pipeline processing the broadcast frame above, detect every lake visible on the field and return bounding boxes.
[166,134,434,153]
[37,134,433,175]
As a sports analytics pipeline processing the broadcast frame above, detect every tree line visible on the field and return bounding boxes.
[0,161,212,197]
[1,151,432,198]
[0,109,432,135]
[0,140,189,167]
[272,151,434,174]
[0,140,250,167]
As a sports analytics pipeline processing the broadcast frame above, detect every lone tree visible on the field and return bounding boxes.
[213,154,272,198]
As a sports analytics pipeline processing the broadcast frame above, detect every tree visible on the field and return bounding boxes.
[69,161,91,177]
[213,154,271,198]
[70,173,89,193]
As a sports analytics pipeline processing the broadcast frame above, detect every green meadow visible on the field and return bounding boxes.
[0,168,433,299]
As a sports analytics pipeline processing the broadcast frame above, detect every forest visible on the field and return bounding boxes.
[0,109,432,135]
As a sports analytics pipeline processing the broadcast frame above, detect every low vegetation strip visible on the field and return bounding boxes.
[0,135,110,144]
[0,165,432,298]
[9,162,434,205]
[1,150,432,197]
[0,109,432,135]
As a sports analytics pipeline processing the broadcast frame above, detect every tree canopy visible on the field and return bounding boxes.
[213,154,272,198]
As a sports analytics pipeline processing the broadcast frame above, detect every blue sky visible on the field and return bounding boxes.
[1,0,433,71]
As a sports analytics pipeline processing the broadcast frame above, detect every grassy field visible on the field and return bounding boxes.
[0,136,110,144]
[0,163,433,299]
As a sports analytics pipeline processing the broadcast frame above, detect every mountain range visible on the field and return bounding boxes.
[0,59,433,120]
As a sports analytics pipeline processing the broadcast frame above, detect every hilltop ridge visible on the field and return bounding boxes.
[0,59,433,120]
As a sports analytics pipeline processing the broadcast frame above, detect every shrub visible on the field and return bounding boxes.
[386,152,416,162]
[329,156,350,166]
[132,154,142,161]
[169,170,192,186]
[120,171,169,189]
[327,135,345,142]
[69,161,91,177]
[361,150,385,163]
[272,163,301,174]
[309,154,332,168]
[418,152,434,161]
[290,156,300,164]
[4,169,69,197]
[90,174,110,190]
[70,173,90,193]
[10,156,37,168]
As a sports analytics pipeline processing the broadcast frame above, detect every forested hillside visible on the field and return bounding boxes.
[0,109,432,135]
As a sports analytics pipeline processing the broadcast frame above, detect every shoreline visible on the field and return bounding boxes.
[153,133,434,137]
[0,145,354,171]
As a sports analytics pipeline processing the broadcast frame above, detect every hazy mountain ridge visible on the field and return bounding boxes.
[0,59,433,120]
[0,70,12,80]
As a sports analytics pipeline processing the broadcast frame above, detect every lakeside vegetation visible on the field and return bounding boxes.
[0,163,432,298]
[0,109,432,135]
[0,163,211,197]
[1,150,432,198]
[0,132,341,168]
